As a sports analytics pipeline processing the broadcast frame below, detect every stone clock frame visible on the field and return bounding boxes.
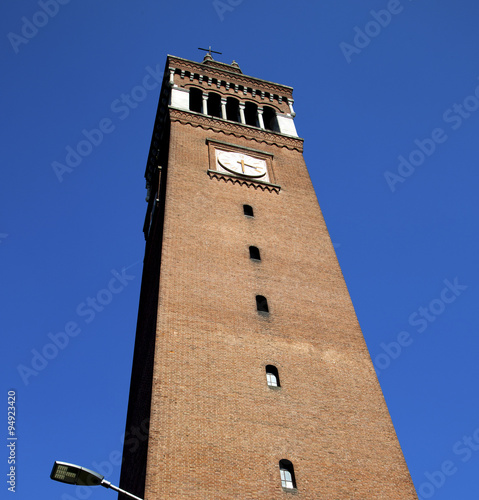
[206,138,281,192]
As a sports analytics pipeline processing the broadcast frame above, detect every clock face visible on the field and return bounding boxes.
[216,150,269,181]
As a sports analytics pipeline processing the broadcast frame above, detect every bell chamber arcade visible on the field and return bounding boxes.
[168,53,297,136]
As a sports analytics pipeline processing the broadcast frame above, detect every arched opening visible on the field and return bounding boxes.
[249,246,261,261]
[256,295,269,313]
[207,92,222,118]
[189,88,202,113]
[279,460,296,489]
[266,365,280,387]
[263,106,279,132]
[243,204,254,217]
[226,97,240,122]
[244,101,258,127]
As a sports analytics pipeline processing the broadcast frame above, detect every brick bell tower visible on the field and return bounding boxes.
[119,52,418,500]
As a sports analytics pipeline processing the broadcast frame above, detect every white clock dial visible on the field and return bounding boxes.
[216,150,268,180]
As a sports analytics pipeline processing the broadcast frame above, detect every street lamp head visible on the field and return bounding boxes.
[50,460,144,500]
[50,461,104,486]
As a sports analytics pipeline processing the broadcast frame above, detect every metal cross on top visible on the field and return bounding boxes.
[198,46,222,56]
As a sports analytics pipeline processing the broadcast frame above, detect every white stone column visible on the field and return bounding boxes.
[257,107,265,129]
[169,68,175,86]
[287,98,296,117]
[221,98,227,120]
[202,92,208,115]
[239,103,246,124]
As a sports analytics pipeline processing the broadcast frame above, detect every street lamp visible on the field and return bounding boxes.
[50,461,144,500]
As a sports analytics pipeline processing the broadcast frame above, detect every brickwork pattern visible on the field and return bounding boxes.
[141,117,418,499]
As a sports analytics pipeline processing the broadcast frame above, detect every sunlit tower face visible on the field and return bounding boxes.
[118,53,418,500]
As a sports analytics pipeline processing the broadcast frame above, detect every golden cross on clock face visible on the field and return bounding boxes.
[216,150,268,180]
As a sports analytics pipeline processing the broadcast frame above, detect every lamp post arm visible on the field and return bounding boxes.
[100,479,145,500]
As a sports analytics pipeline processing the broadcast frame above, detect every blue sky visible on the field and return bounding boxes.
[2,1,479,499]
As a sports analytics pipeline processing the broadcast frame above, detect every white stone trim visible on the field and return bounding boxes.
[170,87,189,110]
[276,114,298,137]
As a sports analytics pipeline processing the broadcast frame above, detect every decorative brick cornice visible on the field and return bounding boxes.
[207,170,281,194]
[168,55,293,98]
[169,108,304,153]
[202,59,243,74]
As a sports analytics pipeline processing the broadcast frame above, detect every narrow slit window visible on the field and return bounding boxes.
[279,460,296,490]
[266,365,280,387]
[249,246,261,261]
[243,204,254,217]
[256,295,269,313]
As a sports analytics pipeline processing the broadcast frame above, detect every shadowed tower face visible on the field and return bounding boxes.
[119,54,418,500]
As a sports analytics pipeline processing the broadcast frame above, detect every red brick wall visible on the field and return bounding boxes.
[140,112,417,499]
